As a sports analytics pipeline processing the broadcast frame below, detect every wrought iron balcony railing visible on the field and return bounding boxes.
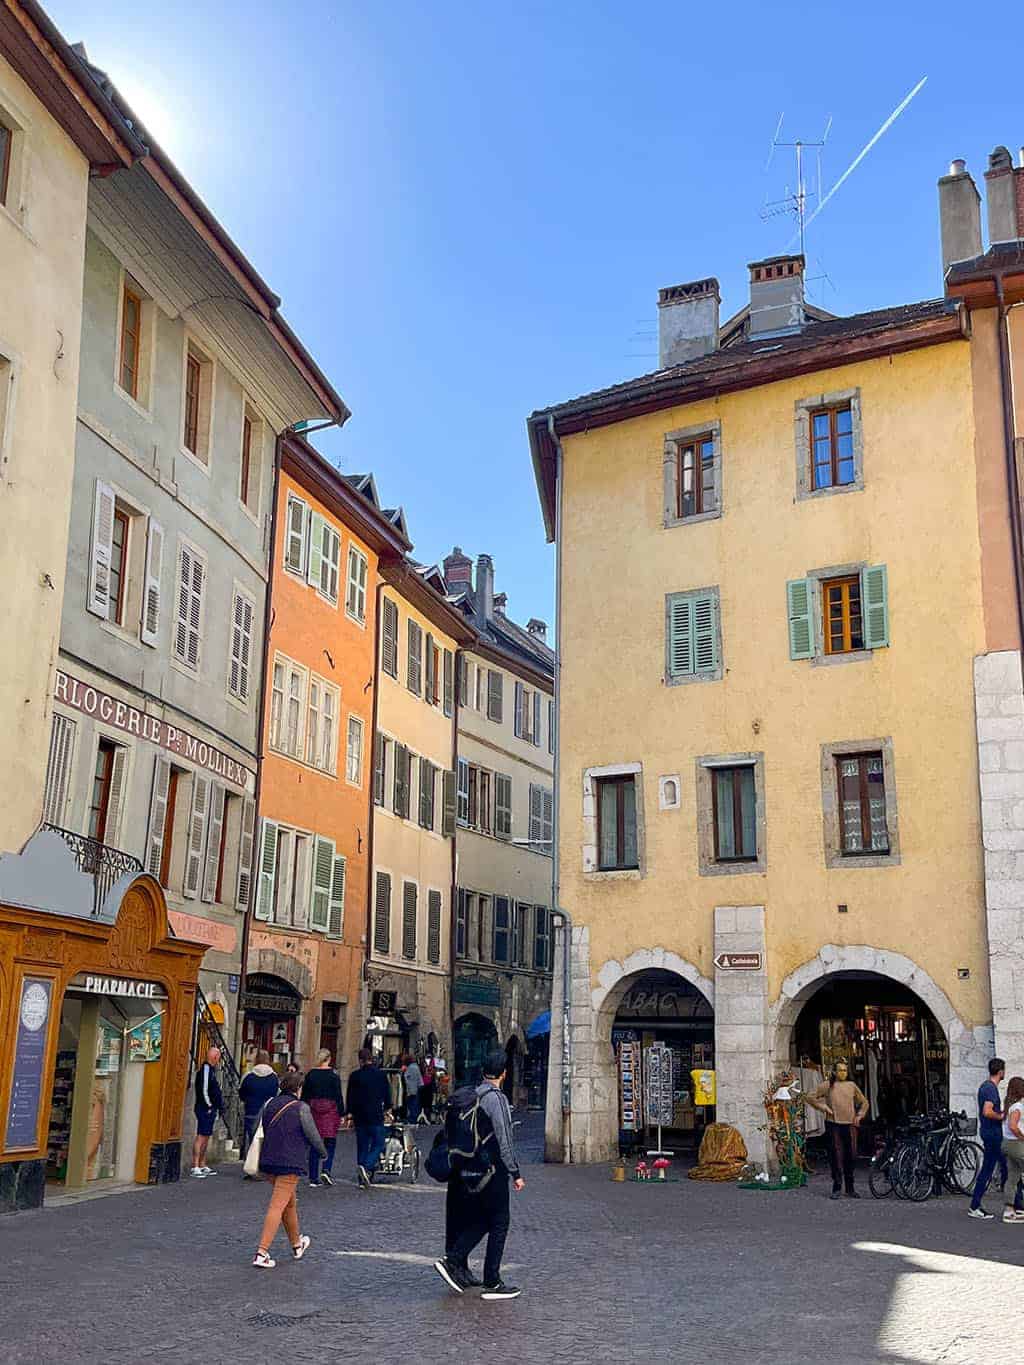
[42,824,144,917]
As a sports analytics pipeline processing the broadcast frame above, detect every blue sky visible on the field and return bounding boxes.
[49,0,1012,626]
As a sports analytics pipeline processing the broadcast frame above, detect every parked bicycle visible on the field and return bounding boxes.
[869,1112,981,1200]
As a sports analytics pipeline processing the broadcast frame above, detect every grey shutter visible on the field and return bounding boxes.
[529,783,543,845]
[541,787,554,852]
[235,795,256,911]
[183,774,210,899]
[407,621,422,695]
[201,783,226,902]
[667,594,694,678]
[493,895,510,964]
[87,480,116,618]
[255,817,278,920]
[328,855,346,938]
[394,744,410,818]
[373,731,386,805]
[862,564,890,648]
[401,881,417,959]
[442,769,456,837]
[548,699,555,755]
[533,692,542,747]
[457,655,468,706]
[230,592,254,701]
[381,597,399,677]
[419,758,434,829]
[487,670,503,721]
[456,758,469,824]
[495,773,512,838]
[787,578,814,660]
[285,495,307,573]
[514,680,525,737]
[443,649,454,717]
[425,633,435,704]
[145,756,172,879]
[310,834,333,930]
[374,871,391,954]
[427,889,442,964]
[42,714,77,826]
[141,518,164,647]
[105,745,129,846]
[693,593,717,674]
[307,511,325,589]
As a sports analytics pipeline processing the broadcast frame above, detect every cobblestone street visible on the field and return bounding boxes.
[2,1118,1022,1365]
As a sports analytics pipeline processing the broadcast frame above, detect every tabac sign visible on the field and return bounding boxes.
[54,670,255,794]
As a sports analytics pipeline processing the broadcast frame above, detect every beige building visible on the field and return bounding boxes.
[442,549,555,1105]
[0,6,142,852]
[368,560,470,1070]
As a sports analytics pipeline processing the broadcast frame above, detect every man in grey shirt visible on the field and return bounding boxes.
[436,1048,524,1300]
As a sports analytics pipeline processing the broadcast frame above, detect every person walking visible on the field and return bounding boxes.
[1000,1074,1024,1224]
[253,1070,326,1269]
[420,1056,437,1125]
[346,1048,393,1188]
[239,1050,279,1177]
[302,1049,344,1187]
[191,1046,224,1178]
[805,1058,868,1200]
[435,1047,524,1301]
[969,1056,1007,1219]
[404,1054,424,1125]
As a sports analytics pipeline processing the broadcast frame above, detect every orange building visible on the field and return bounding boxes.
[243,436,409,1076]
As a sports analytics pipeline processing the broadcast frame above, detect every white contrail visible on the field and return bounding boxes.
[797,76,928,238]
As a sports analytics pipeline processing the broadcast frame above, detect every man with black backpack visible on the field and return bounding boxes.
[434,1048,524,1300]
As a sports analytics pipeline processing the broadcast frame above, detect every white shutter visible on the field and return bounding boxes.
[542,787,554,851]
[255,818,278,920]
[310,834,333,930]
[285,495,307,573]
[175,544,205,670]
[201,783,226,902]
[87,481,116,618]
[457,758,470,824]
[326,527,340,603]
[105,746,129,846]
[292,834,312,930]
[307,512,325,589]
[328,855,346,938]
[183,773,210,899]
[42,715,77,826]
[235,795,256,911]
[141,518,164,647]
[514,681,525,737]
[275,828,295,925]
[529,783,543,845]
[145,757,172,879]
[230,591,254,701]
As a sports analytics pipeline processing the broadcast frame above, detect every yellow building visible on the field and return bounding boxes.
[0,6,142,851]
[529,253,996,1163]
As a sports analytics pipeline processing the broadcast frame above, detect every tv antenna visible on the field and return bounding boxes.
[761,114,832,258]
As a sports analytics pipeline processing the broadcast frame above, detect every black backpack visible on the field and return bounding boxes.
[424,1085,495,1191]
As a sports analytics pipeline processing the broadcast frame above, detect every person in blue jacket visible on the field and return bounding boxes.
[239,1050,279,1176]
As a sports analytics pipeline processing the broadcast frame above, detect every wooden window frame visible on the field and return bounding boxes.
[836,751,890,856]
[822,574,864,656]
[711,764,757,863]
[240,413,253,510]
[159,769,180,888]
[809,403,854,491]
[595,774,638,872]
[88,739,117,843]
[183,352,202,455]
[676,432,716,520]
[108,506,130,626]
[119,284,142,399]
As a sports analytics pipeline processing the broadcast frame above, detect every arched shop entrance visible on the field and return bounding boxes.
[241,973,302,1068]
[612,969,715,1154]
[454,1013,498,1086]
[786,971,950,1156]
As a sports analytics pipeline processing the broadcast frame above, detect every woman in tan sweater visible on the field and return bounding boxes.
[805,1059,869,1200]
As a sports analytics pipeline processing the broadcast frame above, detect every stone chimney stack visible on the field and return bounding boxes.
[527,618,547,642]
[657,277,720,369]
[443,545,473,591]
[939,159,983,270]
[475,554,494,628]
[984,146,1024,245]
[747,255,805,338]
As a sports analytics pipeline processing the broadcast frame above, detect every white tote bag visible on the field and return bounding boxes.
[243,1118,265,1176]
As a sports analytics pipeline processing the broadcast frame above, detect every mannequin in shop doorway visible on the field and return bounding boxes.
[805,1059,868,1200]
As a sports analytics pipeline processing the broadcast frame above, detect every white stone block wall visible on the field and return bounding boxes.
[714,905,768,1164]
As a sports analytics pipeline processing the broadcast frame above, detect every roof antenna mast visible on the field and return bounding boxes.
[761,114,832,257]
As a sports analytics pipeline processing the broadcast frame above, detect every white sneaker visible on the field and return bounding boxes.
[200,1166,216,1176]
[292,1234,311,1260]
[253,1250,275,1269]
[968,1206,993,1219]
[190,1167,207,1179]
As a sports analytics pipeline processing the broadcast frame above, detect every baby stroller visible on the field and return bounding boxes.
[377,1119,421,1183]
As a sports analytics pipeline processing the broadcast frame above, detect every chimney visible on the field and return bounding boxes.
[442,545,472,590]
[747,255,805,338]
[527,618,547,642]
[939,158,983,269]
[657,277,720,368]
[985,146,1024,245]
[475,554,494,627]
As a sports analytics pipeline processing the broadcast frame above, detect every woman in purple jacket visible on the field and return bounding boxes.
[253,1071,326,1269]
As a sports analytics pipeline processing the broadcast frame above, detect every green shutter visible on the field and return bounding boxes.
[307,512,325,589]
[693,592,718,674]
[667,594,694,678]
[787,578,814,659]
[328,855,346,938]
[255,818,278,920]
[310,834,333,930]
[862,564,889,648]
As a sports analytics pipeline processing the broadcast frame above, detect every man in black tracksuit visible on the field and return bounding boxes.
[436,1048,524,1300]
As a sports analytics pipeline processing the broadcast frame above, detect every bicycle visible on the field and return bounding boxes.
[868,1119,923,1199]
[892,1111,980,1201]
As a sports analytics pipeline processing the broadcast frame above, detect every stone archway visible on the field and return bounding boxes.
[592,948,715,1023]
[770,944,994,1115]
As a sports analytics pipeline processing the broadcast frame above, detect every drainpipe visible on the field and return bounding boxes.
[363,577,387,1035]
[548,413,572,1161]
[448,647,462,1059]
[993,278,1024,653]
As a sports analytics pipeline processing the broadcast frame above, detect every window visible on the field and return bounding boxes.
[427,890,442,965]
[229,589,255,702]
[88,740,117,842]
[373,732,389,806]
[287,667,306,757]
[443,650,454,717]
[240,409,261,516]
[308,514,340,604]
[419,758,436,830]
[306,679,322,768]
[346,715,364,785]
[203,785,229,904]
[235,796,257,911]
[457,758,470,825]
[146,757,179,887]
[455,888,468,958]
[664,421,722,527]
[514,902,528,967]
[183,774,212,899]
[346,546,368,623]
[182,344,213,463]
[108,507,130,625]
[529,783,553,854]
[478,771,491,834]
[596,775,638,871]
[822,575,863,655]
[381,597,399,677]
[393,744,412,819]
[677,433,716,518]
[666,587,721,684]
[285,494,308,576]
[837,753,890,855]
[514,682,532,740]
[495,773,512,838]
[269,656,308,760]
[811,404,854,490]
[425,634,438,706]
[487,669,503,722]
[0,120,11,208]
[534,906,550,972]
[458,655,470,707]
[317,681,339,773]
[442,769,457,837]
[712,765,757,862]
[787,565,889,662]
[402,881,418,960]
[119,283,142,399]
[374,871,391,954]
[173,541,206,671]
[493,896,511,965]
[408,621,423,695]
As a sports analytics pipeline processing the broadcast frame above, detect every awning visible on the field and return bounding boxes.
[526,1011,551,1039]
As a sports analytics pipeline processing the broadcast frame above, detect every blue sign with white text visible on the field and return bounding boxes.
[5,977,52,1150]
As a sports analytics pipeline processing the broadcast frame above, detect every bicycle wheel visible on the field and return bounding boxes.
[894,1142,933,1201]
[944,1138,981,1196]
[869,1152,895,1199]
